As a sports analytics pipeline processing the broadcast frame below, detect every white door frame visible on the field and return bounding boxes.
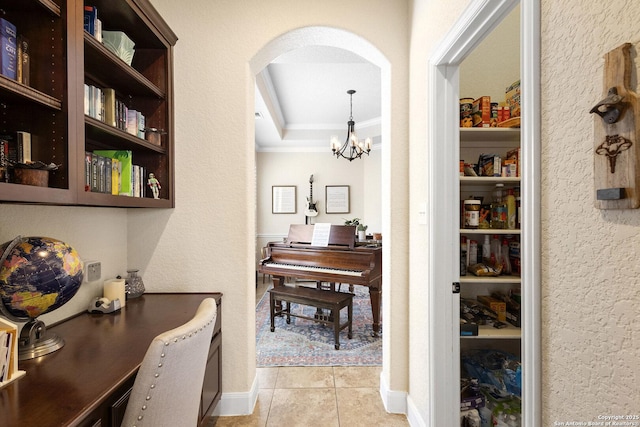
[427,0,541,425]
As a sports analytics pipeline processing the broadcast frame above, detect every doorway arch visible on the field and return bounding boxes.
[250,25,398,410]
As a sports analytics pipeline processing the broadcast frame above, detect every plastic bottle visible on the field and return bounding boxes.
[506,188,516,229]
[482,235,491,262]
[468,240,478,267]
[501,239,512,274]
[506,414,519,427]
[478,406,492,427]
[490,234,501,265]
[491,183,506,229]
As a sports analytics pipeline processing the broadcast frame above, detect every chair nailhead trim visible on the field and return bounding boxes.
[133,313,216,422]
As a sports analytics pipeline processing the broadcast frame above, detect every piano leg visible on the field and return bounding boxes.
[369,287,382,337]
[272,276,286,314]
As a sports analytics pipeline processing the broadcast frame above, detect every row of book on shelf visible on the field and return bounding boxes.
[84,84,146,139]
[85,150,153,198]
[1,131,32,183]
[0,17,30,85]
[84,5,103,42]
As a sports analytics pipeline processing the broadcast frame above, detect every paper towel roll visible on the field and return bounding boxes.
[104,278,126,307]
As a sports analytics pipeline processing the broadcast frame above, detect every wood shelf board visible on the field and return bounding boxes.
[84,34,165,99]
[459,275,522,284]
[90,0,178,48]
[0,75,62,111]
[460,176,521,185]
[77,191,173,208]
[460,127,520,142]
[85,117,166,154]
[460,228,521,235]
[461,324,521,339]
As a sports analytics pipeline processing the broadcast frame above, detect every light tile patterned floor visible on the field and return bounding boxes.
[214,366,409,427]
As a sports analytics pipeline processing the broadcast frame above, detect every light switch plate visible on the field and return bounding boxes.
[85,261,101,282]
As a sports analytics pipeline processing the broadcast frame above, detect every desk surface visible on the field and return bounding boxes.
[0,293,222,427]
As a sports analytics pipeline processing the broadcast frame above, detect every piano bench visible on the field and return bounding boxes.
[268,286,354,350]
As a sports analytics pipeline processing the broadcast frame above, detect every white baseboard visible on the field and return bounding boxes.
[379,371,407,415]
[212,373,259,417]
[406,395,428,427]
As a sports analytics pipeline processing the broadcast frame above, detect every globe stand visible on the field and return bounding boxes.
[18,318,64,360]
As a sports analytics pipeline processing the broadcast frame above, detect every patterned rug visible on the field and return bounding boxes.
[256,284,382,367]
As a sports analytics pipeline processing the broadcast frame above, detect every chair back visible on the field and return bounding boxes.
[121,297,217,427]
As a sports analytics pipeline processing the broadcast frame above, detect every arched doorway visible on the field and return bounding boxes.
[250,25,398,409]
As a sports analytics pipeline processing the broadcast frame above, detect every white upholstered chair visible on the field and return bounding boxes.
[121,298,217,427]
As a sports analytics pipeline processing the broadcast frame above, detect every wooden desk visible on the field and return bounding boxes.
[0,293,222,427]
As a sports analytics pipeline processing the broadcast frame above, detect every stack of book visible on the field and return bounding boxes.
[85,150,149,198]
[84,85,145,137]
[1,17,30,85]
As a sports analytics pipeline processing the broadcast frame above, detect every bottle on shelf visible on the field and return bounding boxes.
[482,235,491,262]
[501,239,512,275]
[506,188,516,229]
[491,183,506,229]
[490,234,501,265]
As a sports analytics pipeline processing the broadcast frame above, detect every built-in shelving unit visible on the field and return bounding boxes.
[0,0,177,208]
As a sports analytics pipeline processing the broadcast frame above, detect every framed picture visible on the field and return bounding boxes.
[272,185,297,214]
[325,185,350,214]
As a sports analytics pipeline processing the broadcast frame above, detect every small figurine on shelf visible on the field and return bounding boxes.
[147,173,161,199]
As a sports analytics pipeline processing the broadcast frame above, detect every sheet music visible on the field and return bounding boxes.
[310,223,331,246]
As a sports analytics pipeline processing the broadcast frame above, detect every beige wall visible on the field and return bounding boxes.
[539,0,640,421]
[137,0,411,406]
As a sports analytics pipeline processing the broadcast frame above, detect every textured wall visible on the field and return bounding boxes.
[541,0,640,422]
[140,0,410,403]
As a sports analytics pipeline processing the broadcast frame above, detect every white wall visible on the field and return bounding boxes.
[256,150,382,240]
[0,205,128,327]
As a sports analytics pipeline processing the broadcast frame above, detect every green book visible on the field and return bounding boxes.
[93,150,132,196]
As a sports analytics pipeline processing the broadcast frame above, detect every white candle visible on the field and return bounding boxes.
[104,278,126,307]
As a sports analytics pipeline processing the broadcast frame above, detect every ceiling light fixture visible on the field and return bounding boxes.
[330,90,371,161]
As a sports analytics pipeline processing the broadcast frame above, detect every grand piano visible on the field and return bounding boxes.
[259,224,382,335]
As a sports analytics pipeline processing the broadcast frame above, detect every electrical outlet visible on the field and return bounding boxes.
[85,261,101,282]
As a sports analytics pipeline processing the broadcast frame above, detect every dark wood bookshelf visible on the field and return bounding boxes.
[0,0,177,208]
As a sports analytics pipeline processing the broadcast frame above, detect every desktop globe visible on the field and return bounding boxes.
[0,236,84,360]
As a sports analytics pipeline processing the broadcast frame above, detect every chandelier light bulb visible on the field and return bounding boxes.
[331,89,371,161]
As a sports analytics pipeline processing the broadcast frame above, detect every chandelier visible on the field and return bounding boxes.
[330,90,371,161]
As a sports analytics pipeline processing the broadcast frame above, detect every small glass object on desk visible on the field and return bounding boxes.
[125,269,145,298]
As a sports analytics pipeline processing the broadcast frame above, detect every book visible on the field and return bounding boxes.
[111,158,121,195]
[17,35,28,85]
[0,18,17,80]
[104,157,112,194]
[16,131,31,164]
[126,110,140,136]
[97,155,105,193]
[94,150,133,196]
[1,138,9,182]
[103,88,117,127]
[84,6,98,37]
[84,151,92,191]
[90,153,99,192]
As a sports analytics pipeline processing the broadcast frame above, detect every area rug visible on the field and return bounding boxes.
[256,285,382,367]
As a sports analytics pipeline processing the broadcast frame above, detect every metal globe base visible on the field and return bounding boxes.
[18,318,64,360]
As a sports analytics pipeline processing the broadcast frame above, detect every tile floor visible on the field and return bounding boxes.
[227,277,407,426]
[214,365,409,427]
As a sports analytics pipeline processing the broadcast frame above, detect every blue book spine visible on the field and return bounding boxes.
[0,18,17,80]
[84,6,97,36]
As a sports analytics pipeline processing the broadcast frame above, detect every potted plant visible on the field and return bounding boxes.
[344,218,368,240]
